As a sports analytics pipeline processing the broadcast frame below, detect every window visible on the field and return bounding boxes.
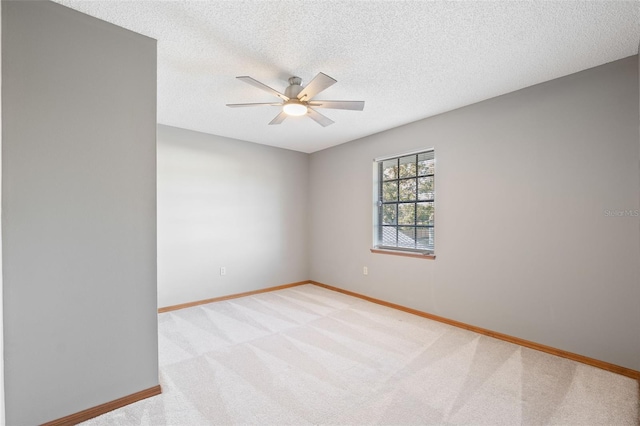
[374,150,435,254]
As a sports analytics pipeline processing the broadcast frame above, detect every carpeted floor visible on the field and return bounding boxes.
[82,284,639,425]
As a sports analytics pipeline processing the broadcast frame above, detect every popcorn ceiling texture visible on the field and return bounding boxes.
[53,1,640,153]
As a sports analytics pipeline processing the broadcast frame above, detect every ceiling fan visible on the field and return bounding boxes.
[226,72,364,127]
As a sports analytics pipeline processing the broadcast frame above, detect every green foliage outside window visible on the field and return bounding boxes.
[377,151,434,252]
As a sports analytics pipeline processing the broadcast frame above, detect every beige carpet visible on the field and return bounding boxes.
[82,284,639,425]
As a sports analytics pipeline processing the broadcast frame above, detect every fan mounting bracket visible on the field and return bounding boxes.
[288,76,302,86]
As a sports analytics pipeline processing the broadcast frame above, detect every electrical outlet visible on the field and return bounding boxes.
[220,267,226,276]
[363,266,368,275]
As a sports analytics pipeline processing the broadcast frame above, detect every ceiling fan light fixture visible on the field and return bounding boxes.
[228,72,363,126]
[283,100,308,116]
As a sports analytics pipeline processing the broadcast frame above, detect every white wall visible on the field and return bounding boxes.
[2,2,158,424]
[309,56,640,371]
[157,125,309,308]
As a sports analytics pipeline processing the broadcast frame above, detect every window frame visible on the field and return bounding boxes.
[373,148,435,256]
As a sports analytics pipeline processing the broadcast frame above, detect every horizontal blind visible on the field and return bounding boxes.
[374,148,434,162]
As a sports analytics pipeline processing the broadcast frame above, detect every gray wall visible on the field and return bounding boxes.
[2,2,158,424]
[157,125,309,308]
[0,1,4,422]
[309,56,640,371]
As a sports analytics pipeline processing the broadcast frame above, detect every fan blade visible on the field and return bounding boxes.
[226,102,281,108]
[307,100,364,111]
[307,108,335,127]
[269,111,288,125]
[237,76,289,101]
[297,72,337,101]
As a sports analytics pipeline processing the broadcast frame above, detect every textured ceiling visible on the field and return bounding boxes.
[53,1,639,153]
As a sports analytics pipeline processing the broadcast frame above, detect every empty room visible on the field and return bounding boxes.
[1,0,639,425]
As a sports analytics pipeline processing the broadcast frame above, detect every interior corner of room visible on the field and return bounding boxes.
[2,0,639,424]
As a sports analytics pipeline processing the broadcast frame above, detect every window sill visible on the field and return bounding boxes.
[370,248,435,260]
